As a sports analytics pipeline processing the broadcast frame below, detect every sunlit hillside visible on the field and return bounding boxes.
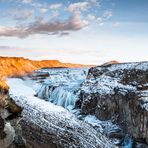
[0,57,90,89]
[0,57,89,79]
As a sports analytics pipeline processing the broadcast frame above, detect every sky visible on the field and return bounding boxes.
[0,0,147,64]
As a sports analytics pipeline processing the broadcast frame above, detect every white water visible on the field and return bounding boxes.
[37,85,77,108]
[29,68,88,109]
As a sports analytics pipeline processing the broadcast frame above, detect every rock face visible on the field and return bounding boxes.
[0,86,25,148]
[76,62,148,143]
[8,78,115,148]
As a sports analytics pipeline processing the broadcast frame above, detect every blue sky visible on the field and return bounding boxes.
[0,0,147,64]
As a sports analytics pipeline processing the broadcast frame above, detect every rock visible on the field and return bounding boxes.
[0,86,26,148]
[0,116,6,140]
[76,62,148,143]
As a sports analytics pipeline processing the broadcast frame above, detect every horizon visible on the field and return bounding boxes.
[0,0,148,64]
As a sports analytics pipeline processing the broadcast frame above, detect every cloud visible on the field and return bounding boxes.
[0,45,23,50]
[49,3,62,10]
[22,0,32,4]
[59,32,70,37]
[67,0,100,13]
[39,8,48,14]
[113,22,120,27]
[0,13,88,38]
[67,2,90,12]
[103,10,113,20]
[96,10,113,25]
[0,0,113,38]
[87,14,96,20]
[13,9,34,20]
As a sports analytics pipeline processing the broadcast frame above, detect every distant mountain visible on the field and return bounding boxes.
[101,60,119,66]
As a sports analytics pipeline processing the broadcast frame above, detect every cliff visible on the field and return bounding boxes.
[76,61,148,145]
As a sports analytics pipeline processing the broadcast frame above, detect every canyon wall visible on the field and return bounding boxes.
[0,86,25,148]
[76,62,148,143]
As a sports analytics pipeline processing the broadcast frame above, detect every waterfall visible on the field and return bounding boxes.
[50,86,76,108]
[35,68,88,109]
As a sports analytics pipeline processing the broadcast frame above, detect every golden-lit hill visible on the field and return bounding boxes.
[0,57,91,90]
[0,57,90,81]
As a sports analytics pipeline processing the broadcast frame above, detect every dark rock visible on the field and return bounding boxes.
[0,86,26,148]
[0,116,6,139]
[77,62,148,143]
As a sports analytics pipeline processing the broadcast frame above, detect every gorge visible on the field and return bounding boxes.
[0,59,148,148]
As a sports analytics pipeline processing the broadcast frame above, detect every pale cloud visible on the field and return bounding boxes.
[67,2,90,12]
[49,3,62,10]
[39,8,48,14]
[13,9,34,20]
[0,45,24,51]
[87,14,96,20]
[67,0,101,12]
[103,10,113,20]
[0,13,88,38]
[96,10,113,25]
[113,22,120,27]
[22,0,32,4]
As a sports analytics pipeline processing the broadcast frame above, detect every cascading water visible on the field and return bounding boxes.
[28,68,88,109]
[37,85,77,108]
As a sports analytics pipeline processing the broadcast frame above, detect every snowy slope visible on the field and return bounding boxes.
[7,78,115,148]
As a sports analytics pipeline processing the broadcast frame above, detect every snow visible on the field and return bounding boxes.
[138,96,148,111]
[81,75,136,95]
[106,62,148,72]
[7,78,67,113]
[83,115,121,135]
[7,78,115,148]
[7,78,36,96]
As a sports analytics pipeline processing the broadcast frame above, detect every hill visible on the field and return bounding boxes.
[0,56,90,89]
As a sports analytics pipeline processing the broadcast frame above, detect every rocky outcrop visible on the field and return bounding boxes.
[76,62,148,143]
[0,86,25,148]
